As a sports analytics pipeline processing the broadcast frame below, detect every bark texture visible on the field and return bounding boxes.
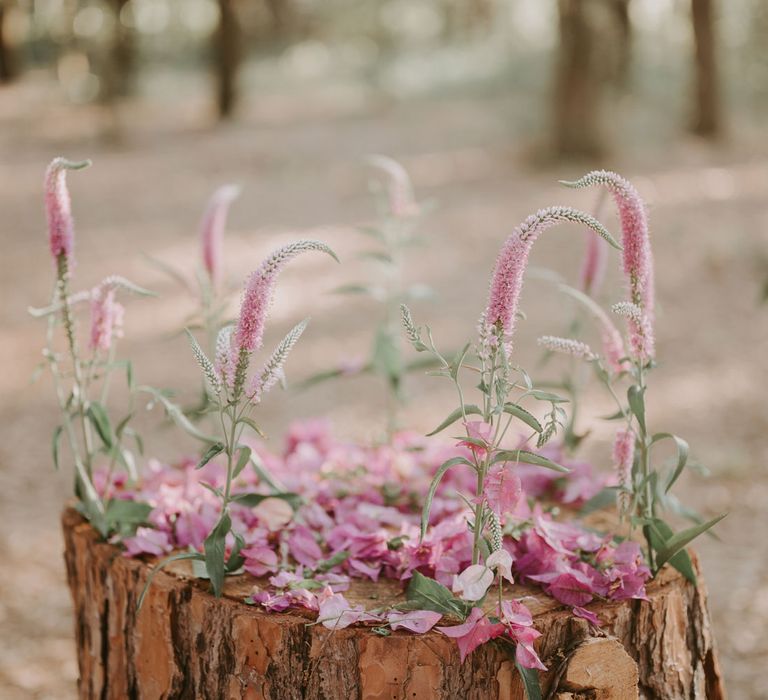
[62,508,725,699]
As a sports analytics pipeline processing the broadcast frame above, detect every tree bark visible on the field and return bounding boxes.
[690,0,722,137]
[214,0,242,120]
[552,0,606,158]
[62,508,725,699]
[0,4,20,83]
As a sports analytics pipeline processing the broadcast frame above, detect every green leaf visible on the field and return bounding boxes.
[372,325,402,383]
[315,550,350,574]
[644,518,697,584]
[426,405,483,436]
[330,283,383,298]
[233,446,252,479]
[196,442,225,470]
[226,532,246,573]
[204,512,232,598]
[114,413,134,439]
[137,552,205,611]
[106,499,152,525]
[236,416,265,438]
[420,456,476,541]
[654,514,726,573]
[490,449,569,473]
[515,661,542,700]
[523,389,569,404]
[139,386,219,443]
[230,491,302,510]
[649,432,690,493]
[52,425,63,471]
[627,385,646,433]
[450,342,471,381]
[503,403,543,433]
[87,401,113,449]
[405,571,470,618]
[579,487,618,516]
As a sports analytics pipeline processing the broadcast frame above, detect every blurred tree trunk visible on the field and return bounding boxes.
[552,0,605,158]
[690,0,722,136]
[214,0,242,119]
[0,4,19,83]
[611,0,631,87]
[110,0,135,98]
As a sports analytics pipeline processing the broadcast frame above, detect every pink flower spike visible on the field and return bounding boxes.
[482,206,619,353]
[437,607,505,663]
[387,610,442,634]
[484,464,522,515]
[612,428,635,518]
[367,154,418,218]
[561,171,655,360]
[200,184,240,291]
[44,157,90,265]
[228,240,337,387]
[579,227,607,298]
[89,285,125,352]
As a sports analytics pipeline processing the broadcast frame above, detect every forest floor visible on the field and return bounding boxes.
[1,74,767,698]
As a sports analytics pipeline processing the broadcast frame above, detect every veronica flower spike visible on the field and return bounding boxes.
[44,157,91,269]
[482,206,621,353]
[200,184,241,291]
[227,240,338,396]
[560,171,655,361]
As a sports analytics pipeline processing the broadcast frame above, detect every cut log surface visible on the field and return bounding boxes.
[62,508,726,700]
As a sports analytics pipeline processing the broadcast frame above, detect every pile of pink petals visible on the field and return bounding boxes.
[101,419,649,666]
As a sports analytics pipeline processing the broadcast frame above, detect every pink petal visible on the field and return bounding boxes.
[387,610,442,634]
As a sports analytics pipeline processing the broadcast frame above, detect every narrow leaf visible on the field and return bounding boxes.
[137,552,204,611]
[627,385,646,433]
[196,442,225,470]
[52,425,63,471]
[503,403,543,433]
[426,405,483,436]
[204,512,232,598]
[654,514,726,572]
[233,446,252,480]
[650,432,690,493]
[491,450,569,473]
[406,571,470,618]
[421,457,476,541]
[515,661,542,700]
[87,401,113,449]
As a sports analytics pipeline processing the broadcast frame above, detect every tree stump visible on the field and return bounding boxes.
[62,508,725,699]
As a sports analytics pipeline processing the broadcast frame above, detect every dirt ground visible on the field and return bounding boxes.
[1,76,767,698]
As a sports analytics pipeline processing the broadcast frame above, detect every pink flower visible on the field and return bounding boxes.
[612,428,635,518]
[457,420,493,455]
[437,607,505,662]
[44,158,89,265]
[486,549,514,583]
[580,227,607,297]
[563,171,655,360]
[228,240,337,387]
[317,593,380,630]
[288,526,324,567]
[241,544,279,577]
[200,184,240,291]
[387,610,442,633]
[572,605,600,626]
[452,564,494,600]
[482,206,618,353]
[89,285,125,352]
[484,464,522,515]
[368,155,418,218]
[122,527,172,558]
[499,600,546,670]
[527,570,595,607]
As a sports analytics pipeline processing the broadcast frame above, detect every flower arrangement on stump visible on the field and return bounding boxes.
[37,157,724,699]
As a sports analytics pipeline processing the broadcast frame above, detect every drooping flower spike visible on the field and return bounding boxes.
[247,318,308,402]
[579,189,609,297]
[537,335,597,361]
[559,285,628,374]
[367,154,418,218]
[89,286,125,352]
[482,206,621,353]
[44,157,91,266]
[200,184,241,291]
[228,240,338,393]
[561,171,655,361]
